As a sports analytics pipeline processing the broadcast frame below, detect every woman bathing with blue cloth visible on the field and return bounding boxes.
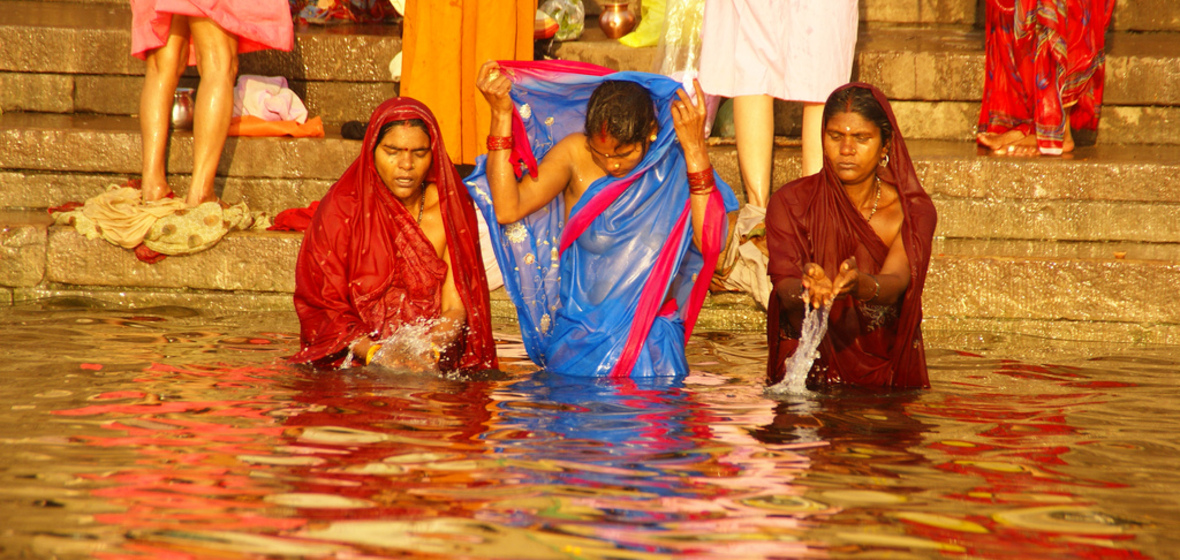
[469,61,739,378]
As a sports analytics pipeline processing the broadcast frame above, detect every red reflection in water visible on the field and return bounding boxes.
[49,362,312,558]
[900,358,1145,559]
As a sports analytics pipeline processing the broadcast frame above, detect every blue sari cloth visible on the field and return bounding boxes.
[466,61,738,378]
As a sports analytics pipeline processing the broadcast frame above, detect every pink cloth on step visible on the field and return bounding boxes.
[698,0,857,103]
[130,0,294,64]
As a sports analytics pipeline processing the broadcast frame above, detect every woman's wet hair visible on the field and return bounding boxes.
[584,81,657,146]
[823,86,893,147]
[374,118,430,152]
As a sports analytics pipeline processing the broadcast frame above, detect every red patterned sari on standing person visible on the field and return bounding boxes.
[291,98,497,371]
[978,0,1115,155]
[766,84,937,389]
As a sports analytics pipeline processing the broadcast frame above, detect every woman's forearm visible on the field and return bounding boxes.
[485,110,524,224]
[775,277,806,312]
[856,271,908,306]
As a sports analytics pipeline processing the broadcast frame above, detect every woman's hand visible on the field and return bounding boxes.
[670,79,710,172]
[801,258,860,308]
[476,61,515,116]
[831,257,860,300]
[370,344,438,373]
[800,263,834,308]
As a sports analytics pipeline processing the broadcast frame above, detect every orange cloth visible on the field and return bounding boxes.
[400,0,535,165]
[228,115,325,137]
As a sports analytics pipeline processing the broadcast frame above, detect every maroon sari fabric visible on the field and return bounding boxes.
[766,83,937,389]
[291,97,497,371]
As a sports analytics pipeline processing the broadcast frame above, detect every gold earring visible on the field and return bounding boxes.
[650,133,658,142]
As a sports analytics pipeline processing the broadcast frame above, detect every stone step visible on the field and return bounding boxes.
[0,170,337,218]
[0,112,358,180]
[1110,0,1180,32]
[4,109,1180,240]
[924,238,1180,344]
[6,223,1180,342]
[0,0,399,123]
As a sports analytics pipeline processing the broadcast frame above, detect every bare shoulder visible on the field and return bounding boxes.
[875,180,906,245]
[529,133,587,197]
[549,133,588,164]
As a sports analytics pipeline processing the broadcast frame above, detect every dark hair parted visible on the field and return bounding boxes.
[584,81,657,146]
[823,86,893,147]
[374,118,430,153]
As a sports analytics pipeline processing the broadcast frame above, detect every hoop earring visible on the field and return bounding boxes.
[880,154,890,168]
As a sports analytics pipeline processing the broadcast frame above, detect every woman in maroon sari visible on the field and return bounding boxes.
[766,84,937,388]
[291,97,497,371]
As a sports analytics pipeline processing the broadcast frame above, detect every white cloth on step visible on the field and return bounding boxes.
[233,75,309,124]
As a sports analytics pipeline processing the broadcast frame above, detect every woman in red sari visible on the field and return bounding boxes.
[766,84,937,388]
[976,0,1115,157]
[291,97,497,372]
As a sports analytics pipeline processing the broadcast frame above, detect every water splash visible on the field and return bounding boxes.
[344,319,448,373]
[766,292,831,396]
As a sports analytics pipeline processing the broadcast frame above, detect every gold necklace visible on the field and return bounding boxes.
[866,176,881,222]
[414,191,425,225]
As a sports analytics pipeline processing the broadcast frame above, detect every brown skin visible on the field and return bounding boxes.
[776,111,912,311]
[475,61,717,252]
[140,16,239,207]
[351,124,467,370]
[977,114,1074,157]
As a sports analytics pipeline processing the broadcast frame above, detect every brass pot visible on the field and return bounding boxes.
[599,2,636,39]
[171,87,194,129]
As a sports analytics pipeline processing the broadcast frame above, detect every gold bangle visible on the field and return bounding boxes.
[365,343,382,365]
[430,343,442,361]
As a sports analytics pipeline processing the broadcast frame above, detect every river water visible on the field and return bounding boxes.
[0,298,1175,558]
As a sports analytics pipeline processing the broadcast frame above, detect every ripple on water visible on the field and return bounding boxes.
[0,304,1176,559]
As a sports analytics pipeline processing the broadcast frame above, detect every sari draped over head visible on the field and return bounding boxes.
[978,0,1115,155]
[465,61,739,378]
[292,97,497,371]
[766,83,937,389]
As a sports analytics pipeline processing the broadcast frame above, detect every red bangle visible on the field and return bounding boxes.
[687,167,715,195]
[486,135,513,151]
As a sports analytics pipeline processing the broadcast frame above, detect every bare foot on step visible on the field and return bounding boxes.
[978,130,1039,157]
[141,180,175,202]
[976,129,1025,152]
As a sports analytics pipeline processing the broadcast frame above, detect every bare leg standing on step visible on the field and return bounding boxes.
[733,94,773,208]
[801,102,823,176]
[186,17,238,207]
[139,15,189,202]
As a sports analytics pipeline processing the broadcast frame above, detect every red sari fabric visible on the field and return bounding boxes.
[766,83,937,389]
[978,0,1115,155]
[291,97,497,371]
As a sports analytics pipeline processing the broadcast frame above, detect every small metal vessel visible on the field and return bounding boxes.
[599,1,637,39]
[171,87,195,129]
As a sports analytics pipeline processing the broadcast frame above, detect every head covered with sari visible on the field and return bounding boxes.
[766,82,937,388]
[466,61,738,378]
[293,97,497,371]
